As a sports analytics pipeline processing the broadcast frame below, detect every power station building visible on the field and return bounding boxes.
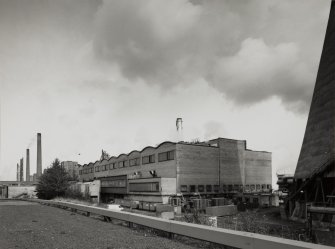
[78,137,272,203]
[61,161,79,180]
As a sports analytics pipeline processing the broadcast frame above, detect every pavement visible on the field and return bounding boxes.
[0,200,202,249]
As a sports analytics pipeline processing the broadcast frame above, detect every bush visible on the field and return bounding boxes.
[183,209,216,226]
[64,188,91,201]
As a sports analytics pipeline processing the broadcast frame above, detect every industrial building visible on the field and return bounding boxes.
[61,161,79,180]
[78,137,272,204]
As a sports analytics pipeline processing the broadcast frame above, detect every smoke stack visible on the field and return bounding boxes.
[26,149,30,182]
[16,163,19,181]
[19,158,23,182]
[176,118,183,142]
[176,118,183,131]
[37,133,42,177]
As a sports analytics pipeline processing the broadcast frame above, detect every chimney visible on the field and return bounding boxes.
[16,163,19,181]
[37,133,42,177]
[176,118,183,142]
[26,149,30,182]
[20,158,23,182]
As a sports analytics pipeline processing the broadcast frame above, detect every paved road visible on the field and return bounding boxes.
[0,200,201,249]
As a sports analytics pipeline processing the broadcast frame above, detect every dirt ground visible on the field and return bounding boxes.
[0,200,220,249]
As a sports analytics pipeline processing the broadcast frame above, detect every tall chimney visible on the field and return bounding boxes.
[19,158,23,182]
[176,118,183,142]
[37,133,42,177]
[26,149,30,182]
[16,163,19,181]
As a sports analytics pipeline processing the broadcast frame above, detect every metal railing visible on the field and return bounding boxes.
[22,198,333,249]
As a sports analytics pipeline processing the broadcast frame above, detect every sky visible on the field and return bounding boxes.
[0,0,331,187]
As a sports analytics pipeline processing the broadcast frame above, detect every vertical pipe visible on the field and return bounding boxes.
[26,149,30,182]
[37,133,42,177]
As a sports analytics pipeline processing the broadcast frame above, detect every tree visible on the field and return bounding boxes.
[100,149,110,161]
[36,158,71,200]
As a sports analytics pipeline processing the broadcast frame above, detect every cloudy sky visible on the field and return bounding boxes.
[0,0,331,186]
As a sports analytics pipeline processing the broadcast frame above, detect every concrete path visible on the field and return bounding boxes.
[0,200,201,249]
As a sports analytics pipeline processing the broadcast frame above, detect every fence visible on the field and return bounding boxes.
[25,199,332,249]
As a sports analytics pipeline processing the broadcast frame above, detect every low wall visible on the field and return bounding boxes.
[8,186,36,198]
[25,199,332,249]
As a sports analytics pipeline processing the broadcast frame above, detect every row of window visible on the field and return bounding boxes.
[101,179,127,188]
[180,184,272,193]
[129,182,160,192]
[79,150,175,175]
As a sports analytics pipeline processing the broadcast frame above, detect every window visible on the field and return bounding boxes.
[261,184,266,190]
[168,151,174,160]
[90,168,93,173]
[228,185,233,192]
[245,185,250,191]
[118,161,124,168]
[101,179,126,188]
[190,185,196,192]
[181,185,188,192]
[79,170,82,175]
[129,182,159,192]
[109,163,114,170]
[198,185,204,192]
[214,185,219,192]
[267,184,272,190]
[149,155,155,163]
[130,158,140,166]
[158,150,175,162]
[142,154,155,164]
[206,185,212,192]
[222,185,227,192]
[142,156,149,164]
[95,166,100,172]
[256,184,261,191]
[250,185,255,191]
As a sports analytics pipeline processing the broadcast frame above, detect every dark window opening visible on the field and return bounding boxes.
[190,185,196,192]
[198,185,204,192]
[181,185,188,192]
[228,185,233,191]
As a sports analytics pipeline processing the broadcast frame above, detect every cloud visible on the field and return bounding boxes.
[211,38,314,110]
[93,0,202,84]
[92,0,329,112]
